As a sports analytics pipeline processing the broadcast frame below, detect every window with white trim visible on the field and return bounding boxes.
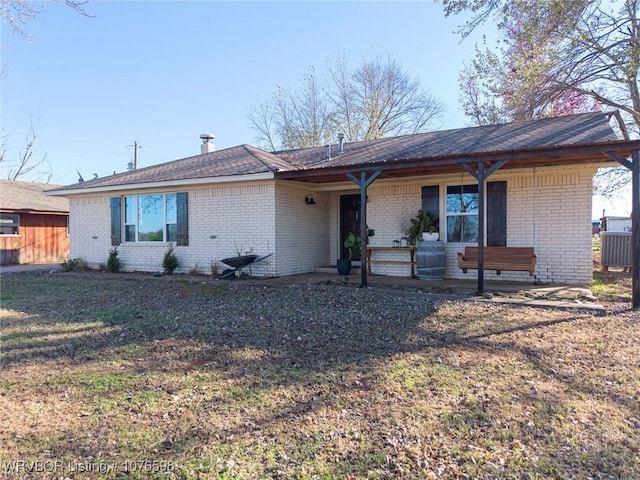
[123,193,177,242]
[446,184,479,243]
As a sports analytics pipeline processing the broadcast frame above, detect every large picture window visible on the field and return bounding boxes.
[446,184,479,243]
[123,193,177,243]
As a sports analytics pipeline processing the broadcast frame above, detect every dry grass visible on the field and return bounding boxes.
[0,271,638,479]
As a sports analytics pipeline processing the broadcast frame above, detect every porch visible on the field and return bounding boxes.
[246,269,604,313]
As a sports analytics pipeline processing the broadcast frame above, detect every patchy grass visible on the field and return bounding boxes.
[0,272,638,479]
[592,272,632,301]
[592,235,632,301]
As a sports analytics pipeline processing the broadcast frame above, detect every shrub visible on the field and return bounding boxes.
[61,258,90,272]
[106,246,121,273]
[162,245,179,275]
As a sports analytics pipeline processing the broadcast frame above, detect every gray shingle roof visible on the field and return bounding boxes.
[50,112,621,192]
[0,180,69,213]
[49,144,297,192]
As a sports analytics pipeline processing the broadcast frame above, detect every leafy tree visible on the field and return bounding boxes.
[447,0,639,138]
[447,0,638,195]
[1,0,91,41]
[249,53,443,150]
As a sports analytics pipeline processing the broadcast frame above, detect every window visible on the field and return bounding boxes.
[121,194,177,242]
[421,185,439,220]
[0,213,20,235]
[111,192,187,246]
[487,181,507,246]
[446,184,479,243]
[444,182,507,245]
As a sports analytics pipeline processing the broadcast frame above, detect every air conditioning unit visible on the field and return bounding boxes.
[600,232,632,268]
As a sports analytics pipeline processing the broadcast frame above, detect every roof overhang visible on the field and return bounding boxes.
[47,172,276,197]
[0,208,69,215]
[275,139,640,184]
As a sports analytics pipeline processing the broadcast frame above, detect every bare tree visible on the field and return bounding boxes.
[249,69,334,151]
[345,54,443,140]
[249,54,443,150]
[0,120,52,182]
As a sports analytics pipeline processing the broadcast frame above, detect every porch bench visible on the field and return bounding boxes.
[457,246,537,276]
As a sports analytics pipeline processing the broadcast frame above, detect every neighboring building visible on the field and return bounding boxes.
[600,216,632,233]
[1,180,69,265]
[48,112,640,286]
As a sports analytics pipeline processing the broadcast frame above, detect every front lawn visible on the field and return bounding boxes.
[0,272,638,479]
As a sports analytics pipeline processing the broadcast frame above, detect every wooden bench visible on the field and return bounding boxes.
[457,246,537,276]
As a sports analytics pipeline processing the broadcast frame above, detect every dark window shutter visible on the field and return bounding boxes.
[176,192,188,246]
[110,197,122,246]
[421,185,439,219]
[487,181,507,246]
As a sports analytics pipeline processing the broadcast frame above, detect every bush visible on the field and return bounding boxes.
[61,258,90,272]
[106,247,121,273]
[162,245,179,275]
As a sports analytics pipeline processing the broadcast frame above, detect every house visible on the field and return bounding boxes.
[1,180,70,265]
[47,112,640,288]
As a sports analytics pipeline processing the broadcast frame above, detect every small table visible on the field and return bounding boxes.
[366,246,416,278]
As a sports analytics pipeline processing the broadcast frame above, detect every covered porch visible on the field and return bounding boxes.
[276,114,640,307]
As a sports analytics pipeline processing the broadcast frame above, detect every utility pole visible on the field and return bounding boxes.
[127,141,141,171]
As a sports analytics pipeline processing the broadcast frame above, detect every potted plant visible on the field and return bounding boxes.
[405,209,439,245]
[337,232,361,275]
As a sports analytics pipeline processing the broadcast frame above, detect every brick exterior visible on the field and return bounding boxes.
[67,165,598,285]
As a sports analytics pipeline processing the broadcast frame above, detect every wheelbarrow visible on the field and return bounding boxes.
[220,253,273,279]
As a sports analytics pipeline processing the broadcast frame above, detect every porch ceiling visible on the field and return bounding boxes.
[274,139,640,184]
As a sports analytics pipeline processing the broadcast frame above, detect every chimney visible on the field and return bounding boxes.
[200,134,215,154]
[325,144,331,159]
[337,133,345,154]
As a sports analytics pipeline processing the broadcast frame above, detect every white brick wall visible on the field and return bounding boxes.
[274,184,330,275]
[69,196,112,265]
[325,166,596,285]
[366,184,422,276]
[68,183,278,276]
[67,164,597,285]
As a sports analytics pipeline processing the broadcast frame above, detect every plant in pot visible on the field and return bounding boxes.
[404,209,439,245]
[337,232,361,275]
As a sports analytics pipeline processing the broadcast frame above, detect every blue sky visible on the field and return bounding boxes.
[1,1,631,218]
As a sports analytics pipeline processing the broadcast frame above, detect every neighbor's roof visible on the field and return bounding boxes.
[0,180,69,213]
[49,112,636,194]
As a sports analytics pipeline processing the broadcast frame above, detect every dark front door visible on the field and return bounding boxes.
[340,194,361,260]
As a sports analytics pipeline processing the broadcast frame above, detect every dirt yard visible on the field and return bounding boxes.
[0,270,638,479]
